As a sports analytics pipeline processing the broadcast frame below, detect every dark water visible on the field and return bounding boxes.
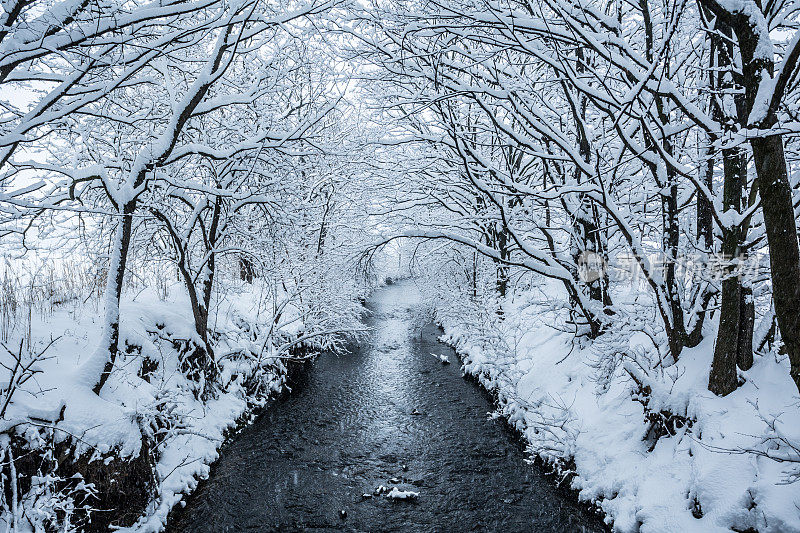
[168,283,609,532]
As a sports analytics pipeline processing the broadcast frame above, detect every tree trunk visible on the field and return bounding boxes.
[709,146,746,395]
[704,0,800,391]
[663,179,686,361]
[177,261,217,399]
[202,196,220,315]
[471,251,478,300]
[197,197,220,398]
[564,52,612,314]
[92,201,135,394]
[239,257,255,283]
[495,224,509,299]
[698,143,714,250]
[709,275,740,395]
[751,134,800,390]
[737,282,755,371]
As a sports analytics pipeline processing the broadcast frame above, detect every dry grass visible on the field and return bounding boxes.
[0,258,105,348]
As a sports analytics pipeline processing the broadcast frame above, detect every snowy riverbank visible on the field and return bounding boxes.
[0,276,361,532]
[433,283,800,533]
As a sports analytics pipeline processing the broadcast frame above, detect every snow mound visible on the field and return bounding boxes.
[386,487,419,500]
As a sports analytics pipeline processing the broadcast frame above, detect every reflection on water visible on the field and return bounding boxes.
[358,287,422,448]
[168,281,608,533]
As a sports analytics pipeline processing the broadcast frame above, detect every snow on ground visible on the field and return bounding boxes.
[0,279,307,532]
[385,487,420,500]
[434,279,800,533]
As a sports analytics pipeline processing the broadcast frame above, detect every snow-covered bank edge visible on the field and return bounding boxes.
[131,357,309,533]
[126,296,368,532]
[434,325,609,528]
[434,298,800,533]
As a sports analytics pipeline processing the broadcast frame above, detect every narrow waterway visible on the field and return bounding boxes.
[168,282,608,532]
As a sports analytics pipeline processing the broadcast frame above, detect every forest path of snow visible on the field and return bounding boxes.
[167,281,608,532]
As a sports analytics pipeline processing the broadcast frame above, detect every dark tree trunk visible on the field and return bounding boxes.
[94,201,136,395]
[698,144,714,250]
[737,283,755,371]
[698,29,717,252]
[640,0,704,360]
[239,257,255,283]
[196,197,221,399]
[151,204,218,399]
[178,261,217,400]
[471,252,478,300]
[709,274,741,396]
[484,223,509,317]
[561,47,612,314]
[202,196,221,316]
[701,0,800,392]
[709,147,745,395]
[751,135,800,390]
[663,179,686,361]
[496,224,509,299]
[317,193,332,256]
[703,15,752,395]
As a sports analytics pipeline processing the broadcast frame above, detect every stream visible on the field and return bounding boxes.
[168,282,609,532]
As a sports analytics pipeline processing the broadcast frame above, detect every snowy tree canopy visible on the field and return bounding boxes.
[0,0,799,530]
